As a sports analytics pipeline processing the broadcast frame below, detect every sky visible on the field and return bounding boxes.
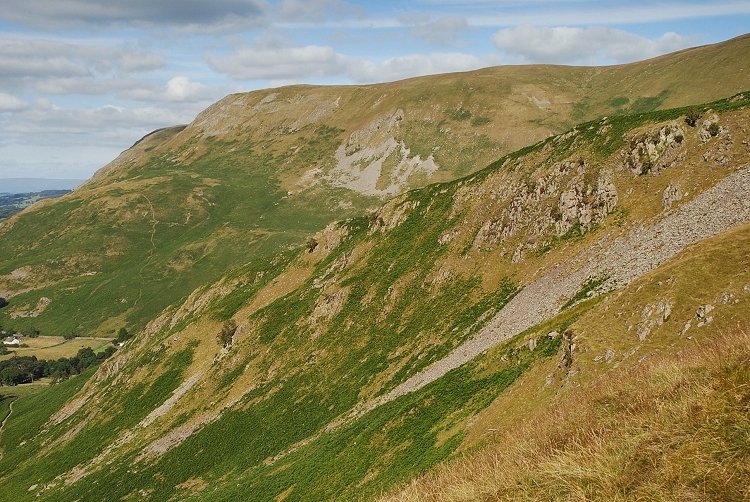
[0,1,748,181]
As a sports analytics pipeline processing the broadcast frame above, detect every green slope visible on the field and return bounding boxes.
[1,91,749,501]
[1,35,750,338]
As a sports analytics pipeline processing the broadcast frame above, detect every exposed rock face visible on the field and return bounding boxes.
[9,296,51,318]
[635,299,672,341]
[326,109,439,196]
[555,174,618,235]
[359,166,750,413]
[369,198,419,234]
[696,304,715,326]
[626,123,685,175]
[559,330,576,376]
[308,288,349,337]
[468,159,619,252]
[662,184,683,209]
[699,113,721,142]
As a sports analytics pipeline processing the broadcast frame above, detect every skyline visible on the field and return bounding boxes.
[1,0,749,181]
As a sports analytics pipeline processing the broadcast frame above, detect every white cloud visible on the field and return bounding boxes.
[0,38,166,85]
[407,15,469,46]
[492,25,695,64]
[0,93,28,112]
[0,100,202,178]
[208,35,491,84]
[119,52,166,72]
[348,52,486,83]
[0,0,269,30]
[4,104,187,138]
[207,44,349,80]
[278,0,364,22]
[163,76,207,102]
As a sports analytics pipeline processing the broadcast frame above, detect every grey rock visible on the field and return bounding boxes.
[662,184,683,209]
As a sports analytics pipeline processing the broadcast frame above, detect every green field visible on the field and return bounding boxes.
[0,336,112,361]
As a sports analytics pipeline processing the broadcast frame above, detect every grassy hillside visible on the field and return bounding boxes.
[0,90,748,500]
[1,35,750,338]
[385,225,750,501]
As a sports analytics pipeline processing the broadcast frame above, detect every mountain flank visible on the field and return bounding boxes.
[0,87,747,500]
[1,35,749,340]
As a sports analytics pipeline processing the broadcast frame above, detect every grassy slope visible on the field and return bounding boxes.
[383,224,750,501]
[0,92,747,501]
[1,35,749,339]
[0,136,376,337]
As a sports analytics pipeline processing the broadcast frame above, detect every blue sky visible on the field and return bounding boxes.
[0,0,748,181]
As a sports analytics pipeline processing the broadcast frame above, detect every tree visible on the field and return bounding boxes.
[305,237,318,253]
[75,347,98,372]
[0,297,7,309]
[63,331,79,340]
[113,327,132,345]
[685,108,701,127]
[217,319,237,348]
[21,326,40,338]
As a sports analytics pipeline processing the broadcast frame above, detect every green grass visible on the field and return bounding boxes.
[629,90,670,114]
[0,343,196,500]
[562,275,609,310]
[0,137,374,337]
[26,315,562,502]
[3,87,750,502]
[204,334,563,501]
[471,116,491,127]
[609,96,630,108]
[382,330,750,501]
[532,223,588,256]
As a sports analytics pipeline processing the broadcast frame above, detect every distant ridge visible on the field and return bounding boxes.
[0,178,85,194]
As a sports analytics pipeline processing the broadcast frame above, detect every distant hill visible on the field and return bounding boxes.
[1,34,750,340]
[1,89,748,501]
[0,190,72,219]
[0,178,84,194]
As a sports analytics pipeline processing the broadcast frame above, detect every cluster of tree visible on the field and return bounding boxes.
[113,327,132,345]
[0,323,44,338]
[0,297,8,309]
[0,323,74,340]
[217,320,237,348]
[0,346,117,386]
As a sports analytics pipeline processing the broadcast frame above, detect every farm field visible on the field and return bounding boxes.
[0,336,112,361]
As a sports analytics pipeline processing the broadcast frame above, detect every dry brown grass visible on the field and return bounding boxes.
[381,330,750,501]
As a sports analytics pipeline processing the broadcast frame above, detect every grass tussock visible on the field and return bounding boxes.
[381,330,750,501]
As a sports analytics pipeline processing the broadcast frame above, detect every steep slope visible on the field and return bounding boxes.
[0,91,748,501]
[384,224,750,501]
[1,35,750,337]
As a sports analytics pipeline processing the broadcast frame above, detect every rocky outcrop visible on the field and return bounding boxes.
[662,184,683,209]
[625,123,685,175]
[555,174,618,235]
[357,166,750,414]
[699,113,721,142]
[9,296,51,318]
[469,160,619,252]
[635,299,672,341]
[326,110,439,196]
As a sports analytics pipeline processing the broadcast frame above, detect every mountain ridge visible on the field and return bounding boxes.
[2,35,745,338]
[0,89,747,500]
